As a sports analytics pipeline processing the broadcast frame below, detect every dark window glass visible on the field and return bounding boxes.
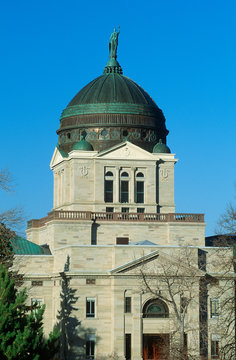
[121,172,129,177]
[125,334,131,360]
[117,237,129,244]
[143,299,169,318]
[125,297,131,313]
[121,181,129,203]
[86,299,95,318]
[136,181,144,203]
[106,207,114,212]
[86,340,95,359]
[105,171,113,176]
[136,172,144,177]
[105,180,113,202]
[137,208,145,213]
[121,207,129,213]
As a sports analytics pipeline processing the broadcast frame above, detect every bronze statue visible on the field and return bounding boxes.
[109,26,120,59]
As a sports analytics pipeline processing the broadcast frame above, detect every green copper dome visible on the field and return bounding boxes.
[10,237,48,255]
[153,139,171,154]
[57,29,169,153]
[64,74,160,112]
[72,138,94,151]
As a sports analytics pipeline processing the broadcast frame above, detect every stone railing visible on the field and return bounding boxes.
[27,211,204,229]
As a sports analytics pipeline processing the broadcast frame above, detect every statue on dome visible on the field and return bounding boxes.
[109,26,120,59]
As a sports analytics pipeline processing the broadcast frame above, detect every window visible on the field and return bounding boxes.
[31,298,43,307]
[116,237,129,245]
[86,334,96,360]
[135,172,144,203]
[31,298,43,315]
[210,299,219,318]
[125,297,131,313]
[104,171,114,203]
[125,334,131,360]
[137,208,145,213]
[120,172,129,203]
[86,298,96,318]
[106,207,114,212]
[211,340,219,358]
[180,297,188,313]
[121,207,129,213]
[143,299,169,318]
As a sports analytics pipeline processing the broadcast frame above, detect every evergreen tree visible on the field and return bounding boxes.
[0,264,59,360]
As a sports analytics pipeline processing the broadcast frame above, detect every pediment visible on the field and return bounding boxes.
[97,141,155,160]
[110,250,159,274]
[50,146,68,168]
[110,248,205,277]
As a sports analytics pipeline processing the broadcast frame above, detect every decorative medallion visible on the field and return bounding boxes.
[160,168,169,182]
[80,166,89,177]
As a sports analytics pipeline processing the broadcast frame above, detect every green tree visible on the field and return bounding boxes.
[0,263,60,360]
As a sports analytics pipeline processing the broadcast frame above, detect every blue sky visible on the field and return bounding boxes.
[0,0,235,236]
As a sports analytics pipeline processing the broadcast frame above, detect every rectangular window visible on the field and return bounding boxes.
[211,340,219,358]
[125,297,131,313]
[181,297,188,313]
[136,181,144,203]
[86,340,95,359]
[121,207,129,213]
[31,298,43,315]
[125,334,131,360]
[210,299,219,318]
[121,180,129,203]
[116,237,129,245]
[137,208,145,213]
[86,298,96,318]
[105,180,113,202]
[106,207,114,212]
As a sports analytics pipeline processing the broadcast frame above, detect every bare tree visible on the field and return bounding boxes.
[0,168,25,229]
[140,247,204,359]
[212,191,236,360]
[216,184,236,235]
[0,169,25,282]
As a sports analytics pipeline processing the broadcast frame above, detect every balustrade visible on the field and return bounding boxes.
[27,210,204,229]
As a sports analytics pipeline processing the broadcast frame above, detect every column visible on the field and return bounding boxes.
[132,293,143,359]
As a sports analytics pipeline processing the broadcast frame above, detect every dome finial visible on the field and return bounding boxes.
[104,27,123,74]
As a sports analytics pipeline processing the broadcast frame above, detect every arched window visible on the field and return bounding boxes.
[135,172,144,204]
[120,171,129,203]
[104,171,114,203]
[143,299,169,318]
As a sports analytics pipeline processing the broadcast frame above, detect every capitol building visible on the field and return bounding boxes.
[13,30,234,360]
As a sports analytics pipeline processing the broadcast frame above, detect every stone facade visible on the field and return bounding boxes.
[14,138,234,360]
